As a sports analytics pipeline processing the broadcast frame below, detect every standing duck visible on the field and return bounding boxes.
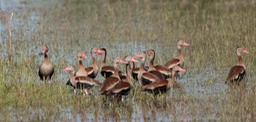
[99,57,126,95]
[165,40,190,70]
[134,51,161,86]
[76,51,87,77]
[75,51,102,96]
[143,66,186,95]
[100,48,116,78]
[147,49,171,79]
[85,48,104,79]
[38,45,54,83]
[226,47,248,84]
[106,56,138,101]
[64,66,77,95]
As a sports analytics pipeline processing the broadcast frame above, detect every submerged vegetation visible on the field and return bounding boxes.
[0,0,256,121]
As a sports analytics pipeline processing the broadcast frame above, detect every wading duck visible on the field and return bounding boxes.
[38,45,54,83]
[143,66,186,95]
[226,47,248,84]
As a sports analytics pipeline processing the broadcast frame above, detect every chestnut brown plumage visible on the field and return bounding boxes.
[165,40,189,70]
[75,76,102,94]
[74,51,101,96]
[64,65,102,96]
[147,49,170,79]
[106,56,138,101]
[38,45,54,83]
[143,66,186,95]
[64,66,77,95]
[100,48,116,78]
[134,51,161,86]
[100,57,127,95]
[226,47,248,84]
[85,48,104,79]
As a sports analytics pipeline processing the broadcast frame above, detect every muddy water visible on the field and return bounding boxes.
[1,0,256,121]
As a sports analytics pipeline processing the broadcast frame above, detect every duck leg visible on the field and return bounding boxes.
[73,88,77,95]
[83,89,88,96]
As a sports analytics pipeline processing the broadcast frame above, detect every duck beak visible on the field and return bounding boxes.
[63,67,69,72]
[130,58,138,63]
[178,67,186,72]
[242,49,249,54]
[182,42,190,46]
[81,53,87,59]
[118,59,127,64]
[133,54,141,59]
[96,49,104,55]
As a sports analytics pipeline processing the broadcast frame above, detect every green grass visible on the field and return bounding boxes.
[0,0,256,121]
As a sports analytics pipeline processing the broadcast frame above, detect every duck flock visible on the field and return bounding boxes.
[38,40,248,101]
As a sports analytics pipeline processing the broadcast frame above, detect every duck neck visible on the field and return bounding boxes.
[149,55,155,71]
[101,49,107,66]
[126,63,132,84]
[140,56,146,71]
[44,53,49,64]
[78,59,84,69]
[113,62,119,77]
[237,55,244,65]
[70,70,76,81]
[128,61,135,70]
[92,54,98,68]
[178,47,183,60]
[92,55,99,76]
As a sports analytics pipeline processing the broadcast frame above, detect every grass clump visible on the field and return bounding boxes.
[0,0,256,121]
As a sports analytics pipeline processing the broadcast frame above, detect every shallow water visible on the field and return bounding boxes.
[1,0,256,121]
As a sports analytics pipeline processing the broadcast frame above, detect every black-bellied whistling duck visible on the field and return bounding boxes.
[64,66,77,95]
[38,45,54,83]
[85,48,104,79]
[100,48,116,78]
[165,40,190,70]
[134,51,161,86]
[75,51,102,96]
[143,66,186,95]
[106,56,138,101]
[100,57,126,95]
[130,58,149,81]
[226,47,248,84]
[76,51,87,77]
[147,49,170,79]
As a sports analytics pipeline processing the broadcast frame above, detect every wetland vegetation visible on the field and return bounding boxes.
[0,0,256,121]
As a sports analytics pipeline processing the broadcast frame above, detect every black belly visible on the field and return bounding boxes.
[38,69,54,80]
[88,73,97,79]
[132,73,138,81]
[234,71,246,82]
[76,82,93,90]
[141,78,154,86]
[101,71,113,78]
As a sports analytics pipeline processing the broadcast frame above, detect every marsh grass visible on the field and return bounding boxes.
[0,0,256,121]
